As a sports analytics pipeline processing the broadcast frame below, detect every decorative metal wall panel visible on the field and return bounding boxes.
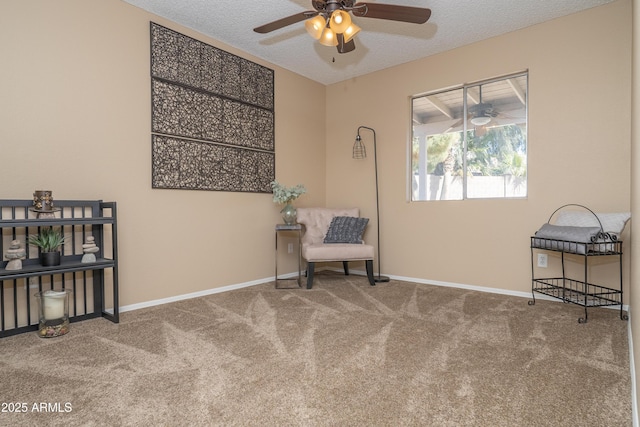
[150,22,275,193]
[151,80,225,142]
[152,136,275,192]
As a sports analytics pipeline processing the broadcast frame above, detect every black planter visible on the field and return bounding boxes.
[40,251,61,267]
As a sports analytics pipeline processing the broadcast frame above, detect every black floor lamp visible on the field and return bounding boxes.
[353,126,390,283]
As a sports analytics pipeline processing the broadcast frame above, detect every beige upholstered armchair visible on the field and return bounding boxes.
[296,208,375,289]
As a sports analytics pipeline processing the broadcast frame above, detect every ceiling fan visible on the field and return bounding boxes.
[253,1,432,54]
[469,87,498,127]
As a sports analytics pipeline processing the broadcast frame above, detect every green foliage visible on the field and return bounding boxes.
[28,227,66,252]
[413,124,527,178]
[412,133,462,175]
[270,180,306,205]
[466,124,527,177]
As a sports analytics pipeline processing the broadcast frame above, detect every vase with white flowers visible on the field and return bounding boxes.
[271,180,306,225]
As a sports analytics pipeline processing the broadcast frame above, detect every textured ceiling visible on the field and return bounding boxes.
[122,0,615,85]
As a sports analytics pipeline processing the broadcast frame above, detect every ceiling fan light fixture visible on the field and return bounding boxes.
[470,116,491,126]
[304,15,326,40]
[329,10,352,33]
[342,22,361,42]
[319,27,338,47]
[254,2,432,55]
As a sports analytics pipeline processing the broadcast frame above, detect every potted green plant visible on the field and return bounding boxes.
[28,227,66,266]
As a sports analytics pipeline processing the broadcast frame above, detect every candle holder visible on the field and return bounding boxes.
[35,289,72,338]
[31,190,60,219]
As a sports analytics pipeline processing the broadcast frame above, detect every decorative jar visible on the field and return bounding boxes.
[35,289,72,338]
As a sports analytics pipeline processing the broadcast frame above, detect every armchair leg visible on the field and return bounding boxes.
[365,260,376,286]
[307,262,315,289]
[343,261,349,276]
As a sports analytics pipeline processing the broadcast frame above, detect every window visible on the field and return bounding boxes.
[411,72,528,201]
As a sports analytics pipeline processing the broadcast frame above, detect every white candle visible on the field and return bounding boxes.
[43,290,66,320]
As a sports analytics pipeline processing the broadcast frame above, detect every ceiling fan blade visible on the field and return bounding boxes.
[352,3,431,24]
[336,34,356,54]
[253,11,317,34]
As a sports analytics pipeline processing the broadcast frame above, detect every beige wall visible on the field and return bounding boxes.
[326,0,632,295]
[0,0,326,306]
[631,0,639,419]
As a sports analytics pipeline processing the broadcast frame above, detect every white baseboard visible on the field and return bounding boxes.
[119,275,285,313]
[344,267,631,312]
[119,267,630,333]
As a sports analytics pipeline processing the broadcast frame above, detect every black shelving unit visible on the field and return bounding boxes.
[0,200,119,337]
[529,208,626,323]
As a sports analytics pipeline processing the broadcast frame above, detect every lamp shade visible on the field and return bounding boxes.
[342,22,361,42]
[305,15,326,40]
[353,135,366,159]
[329,10,352,33]
[320,27,338,46]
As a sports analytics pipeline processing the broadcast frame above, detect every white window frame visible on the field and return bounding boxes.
[410,71,528,201]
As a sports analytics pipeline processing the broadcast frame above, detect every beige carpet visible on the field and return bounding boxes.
[0,272,631,426]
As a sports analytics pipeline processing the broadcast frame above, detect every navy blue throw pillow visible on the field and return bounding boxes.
[323,216,369,244]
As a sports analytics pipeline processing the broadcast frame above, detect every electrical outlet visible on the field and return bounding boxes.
[287,243,293,254]
[537,253,548,268]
